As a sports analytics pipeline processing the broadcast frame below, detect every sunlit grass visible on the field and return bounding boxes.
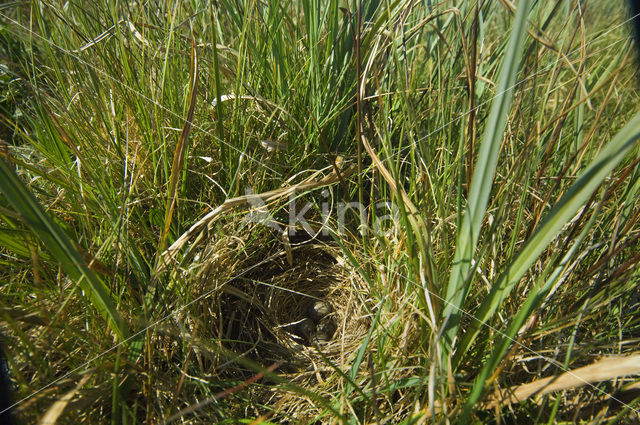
[1,1,640,423]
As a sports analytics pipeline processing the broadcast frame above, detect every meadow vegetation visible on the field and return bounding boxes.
[1,0,640,423]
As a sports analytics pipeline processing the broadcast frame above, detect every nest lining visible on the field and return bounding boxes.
[165,224,372,420]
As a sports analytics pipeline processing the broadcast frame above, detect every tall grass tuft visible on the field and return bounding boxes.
[1,1,640,423]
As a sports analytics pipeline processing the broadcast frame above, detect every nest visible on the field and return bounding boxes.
[169,222,372,420]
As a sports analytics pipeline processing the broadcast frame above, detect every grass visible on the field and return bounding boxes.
[1,0,640,423]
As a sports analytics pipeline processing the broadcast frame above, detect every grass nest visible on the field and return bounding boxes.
[163,222,372,421]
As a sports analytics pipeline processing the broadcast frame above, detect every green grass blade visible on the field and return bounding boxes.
[0,159,130,341]
[456,111,640,364]
[158,39,199,255]
[440,0,532,350]
[457,195,604,421]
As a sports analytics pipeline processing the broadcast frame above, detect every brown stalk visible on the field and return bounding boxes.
[164,361,282,424]
[529,51,627,235]
[359,129,439,317]
[486,353,640,409]
[465,3,480,190]
[38,374,92,425]
[355,0,365,237]
[158,38,199,255]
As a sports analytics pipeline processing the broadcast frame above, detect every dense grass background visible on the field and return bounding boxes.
[1,0,640,423]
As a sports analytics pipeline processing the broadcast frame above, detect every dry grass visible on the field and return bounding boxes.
[1,1,640,423]
[146,222,381,422]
